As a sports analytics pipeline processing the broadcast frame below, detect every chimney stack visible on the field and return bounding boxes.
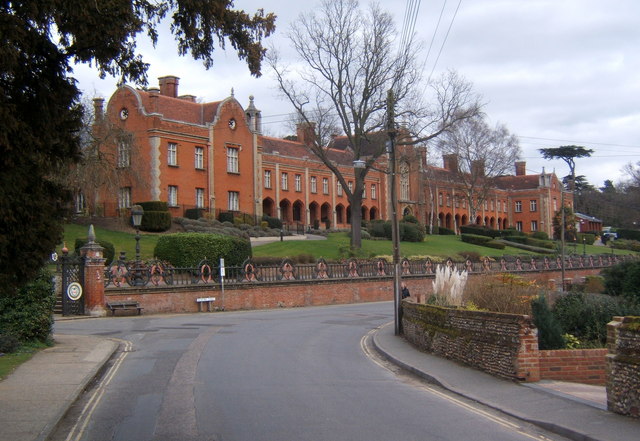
[158,75,180,98]
[515,161,526,176]
[443,154,459,172]
[296,122,317,146]
[92,98,104,121]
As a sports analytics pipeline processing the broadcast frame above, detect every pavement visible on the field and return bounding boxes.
[1,318,638,441]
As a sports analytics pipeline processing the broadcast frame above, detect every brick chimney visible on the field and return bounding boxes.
[515,161,526,176]
[158,75,180,98]
[296,122,317,146]
[443,154,459,172]
[471,159,485,177]
[92,98,104,121]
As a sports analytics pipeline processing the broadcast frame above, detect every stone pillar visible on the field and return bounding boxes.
[80,225,107,317]
[606,316,640,418]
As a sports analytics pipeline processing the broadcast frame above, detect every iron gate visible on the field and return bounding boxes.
[60,253,85,315]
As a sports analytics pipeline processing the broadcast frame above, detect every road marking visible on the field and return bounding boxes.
[64,339,132,441]
[361,328,556,441]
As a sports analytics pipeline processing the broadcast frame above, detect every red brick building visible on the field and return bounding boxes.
[92,75,571,236]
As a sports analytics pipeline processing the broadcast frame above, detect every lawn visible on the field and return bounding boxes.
[0,342,49,381]
[60,224,630,262]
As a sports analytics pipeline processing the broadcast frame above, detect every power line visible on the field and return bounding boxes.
[428,0,463,83]
[422,0,448,71]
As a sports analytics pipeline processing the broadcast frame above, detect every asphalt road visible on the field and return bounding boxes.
[51,303,567,441]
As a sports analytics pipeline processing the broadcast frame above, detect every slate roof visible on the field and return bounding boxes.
[136,89,221,125]
[260,136,357,166]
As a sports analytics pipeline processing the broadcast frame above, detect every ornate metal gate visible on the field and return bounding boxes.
[60,253,85,315]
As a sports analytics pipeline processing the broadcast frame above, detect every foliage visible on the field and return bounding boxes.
[463,274,538,315]
[610,239,640,252]
[552,206,578,241]
[531,231,550,241]
[563,333,580,349]
[461,234,492,246]
[502,235,555,250]
[0,333,20,354]
[137,201,168,211]
[184,208,205,220]
[430,265,468,306]
[218,212,235,223]
[438,227,456,235]
[262,215,283,229]
[576,233,595,245]
[154,233,251,267]
[1,1,274,297]
[140,211,172,232]
[539,146,594,191]
[0,269,56,344]
[552,292,640,346]
[402,214,419,224]
[616,229,640,241]
[602,261,640,300]
[400,222,425,242]
[74,238,116,265]
[460,225,502,238]
[531,296,565,350]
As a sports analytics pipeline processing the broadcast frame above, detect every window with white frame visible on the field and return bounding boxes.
[531,220,538,232]
[348,181,353,193]
[362,185,366,198]
[226,146,239,173]
[401,176,410,200]
[516,221,523,231]
[281,172,288,190]
[196,188,205,208]
[446,195,451,207]
[337,182,343,196]
[515,201,522,212]
[310,176,317,193]
[497,200,501,212]
[195,147,204,169]
[228,191,239,211]
[530,199,537,212]
[168,142,178,166]
[371,184,376,199]
[117,142,130,168]
[503,201,507,213]
[553,198,557,212]
[118,187,131,209]
[264,170,272,188]
[438,193,443,206]
[295,174,301,192]
[483,200,488,210]
[168,185,178,207]
[323,178,329,194]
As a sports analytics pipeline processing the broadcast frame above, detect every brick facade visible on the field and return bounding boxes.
[90,76,575,234]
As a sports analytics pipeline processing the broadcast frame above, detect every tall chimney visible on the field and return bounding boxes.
[296,122,317,146]
[443,154,459,172]
[515,161,526,176]
[92,98,104,121]
[158,75,180,98]
[471,159,485,177]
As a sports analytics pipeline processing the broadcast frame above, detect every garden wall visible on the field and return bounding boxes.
[401,302,540,382]
[539,349,607,385]
[606,316,640,418]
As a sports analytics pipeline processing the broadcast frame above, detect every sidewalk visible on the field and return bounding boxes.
[0,333,119,441]
[372,322,639,441]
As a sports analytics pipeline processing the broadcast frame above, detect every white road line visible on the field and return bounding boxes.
[65,340,132,441]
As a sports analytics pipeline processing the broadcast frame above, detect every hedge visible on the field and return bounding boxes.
[616,229,640,241]
[140,211,172,232]
[154,233,251,267]
[184,208,205,220]
[503,235,555,250]
[137,201,168,211]
[460,225,501,238]
[461,234,506,249]
[438,226,456,235]
[262,215,283,229]
[74,238,115,264]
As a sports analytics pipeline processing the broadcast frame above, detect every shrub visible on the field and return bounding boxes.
[531,295,565,350]
[0,269,56,343]
[154,233,251,267]
[616,228,640,241]
[184,208,204,220]
[74,238,115,265]
[576,233,595,245]
[262,215,282,229]
[602,261,640,300]
[140,210,172,232]
[218,211,235,223]
[438,226,456,235]
[461,233,492,246]
[402,214,419,224]
[0,333,20,353]
[552,292,640,346]
[137,201,168,211]
[368,220,387,238]
[460,225,501,238]
[484,240,506,250]
[400,222,425,242]
[531,231,549,241]
[463,274,538,315]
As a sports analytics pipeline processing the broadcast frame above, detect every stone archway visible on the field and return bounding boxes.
[262,197,276,218]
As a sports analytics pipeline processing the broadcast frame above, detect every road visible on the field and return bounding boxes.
[51,302,567,441]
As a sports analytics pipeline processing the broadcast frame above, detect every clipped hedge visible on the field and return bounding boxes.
[576,233,595,245]
[262,215,283,229]
[400,222,425,242]
[616,229,640,241]
[503,235,555,250]
[137,201,168,211]
[438,226,456,235]
[74,238,115,265]
[184,208,205,220]
[460,225,501,238]
[140,211,172,232]
[154,233,251,267]
[0,269,56,344]
[461,234,506,249]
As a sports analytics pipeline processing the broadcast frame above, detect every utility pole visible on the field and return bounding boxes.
[387,89,401,336]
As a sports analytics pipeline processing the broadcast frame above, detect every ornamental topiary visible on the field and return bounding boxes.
[154,233,251,267]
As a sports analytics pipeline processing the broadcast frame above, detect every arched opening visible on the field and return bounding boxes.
[369,206,378,220]
[346,205,352,224]
[403,206,413,217]
[309,201,319,225]
[490,217,496,229]
[293,200,304,222]
[321,202,331,226]
[438,212,444,227]
[455,214,461,233]
[475,216,482,225]
[461,214,468,226]
[484,216,489,226]
[361,205,368,221]
[279,199,292,223]
[445,213,453,229]
[262,197,275,218]
[336,204,345,225]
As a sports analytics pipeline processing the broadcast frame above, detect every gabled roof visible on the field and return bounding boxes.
[494,175,541,190]
[135,89,221,126]
[329,132,387,156]
[260,136,357,166]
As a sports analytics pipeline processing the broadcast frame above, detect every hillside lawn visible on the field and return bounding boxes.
[61,224,626,262]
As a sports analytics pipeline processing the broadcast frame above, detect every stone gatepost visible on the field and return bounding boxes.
[80,225,107,317]
[606,316,640,418]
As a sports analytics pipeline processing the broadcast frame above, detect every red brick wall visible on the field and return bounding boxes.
[539,349,607,385]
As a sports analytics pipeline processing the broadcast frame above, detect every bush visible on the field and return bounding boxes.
[262,215,282,229]
[184,208,204,220]
[0,269,56,344]
[531,295,565,350]
[140,210,172,232]
[461,233,492,246]
[154,233,251,267]
[137,201,168,211]
[400,222,425,242]
[218,212,235,223]
[460,225,501,238]
[531,231,549,241]
[576,233,595,245]
[367,220,387,238]
[0,333,20,353]
[402,214,419,224]
[616,228,640,241]
[463,274,538,315]
[502,235,555,250]
[602,261,640,300]
[438,226,456,235]
[74,238,115,265]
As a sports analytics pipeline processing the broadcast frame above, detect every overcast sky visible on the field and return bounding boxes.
[74,0,640,189]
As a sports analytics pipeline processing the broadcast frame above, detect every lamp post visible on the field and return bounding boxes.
[387,89,401,336]
[131,204,144,285]
[582,236,586,256]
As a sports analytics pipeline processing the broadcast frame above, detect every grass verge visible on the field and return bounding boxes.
[0,341,50,381]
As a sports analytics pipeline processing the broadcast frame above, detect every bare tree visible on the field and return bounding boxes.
[269,0,481,249]
[435,115,521,223]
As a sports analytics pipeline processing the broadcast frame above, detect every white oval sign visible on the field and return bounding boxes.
[67,282,83,301]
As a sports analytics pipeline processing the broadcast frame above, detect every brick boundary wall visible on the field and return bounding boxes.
[539,349,607,385]
[607,316,640,418]
[401,302,540,382]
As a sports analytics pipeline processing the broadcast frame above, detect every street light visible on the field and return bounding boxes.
[131,204,144,285]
